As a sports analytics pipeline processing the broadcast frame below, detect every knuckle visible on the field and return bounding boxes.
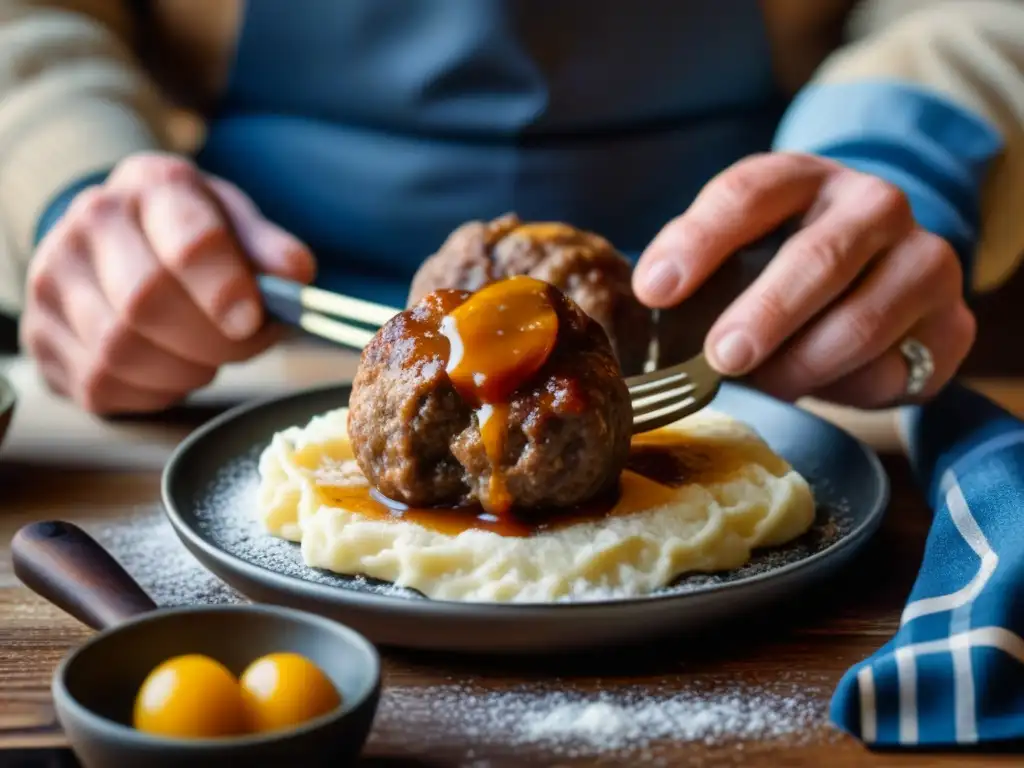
[78,365,111,413]
[69,188,131,228]
[156,157,201,186]
[118,267,171,328]
[918,233,963,297]
[863,175,912,220]
[66,188,103,220]
[161,215,233,273]
[751,285,792,330]
[92,321,133,372]
[797,235,849,284]
[707,165,763,215]
[668,216,716,262]
[115,152,198,186]
[206,273,251,316]
[843,305,886,350]
[44,236,90,275]
[26,260,56,301]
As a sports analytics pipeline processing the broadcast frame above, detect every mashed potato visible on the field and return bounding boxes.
[256,408,814,603]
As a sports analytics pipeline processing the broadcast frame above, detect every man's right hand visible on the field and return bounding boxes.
[20,152,316,415]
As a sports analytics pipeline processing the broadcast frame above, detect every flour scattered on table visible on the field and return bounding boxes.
[90,512,242,607]
[192,447,414,599]
[372,683,828,760]
[86,452,833,764]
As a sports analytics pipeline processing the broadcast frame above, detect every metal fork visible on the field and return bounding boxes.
[257,219,787,434]
[625,222,792,433]
[626,352,721,434]
[258,272,723,432]
[257,275,399,350]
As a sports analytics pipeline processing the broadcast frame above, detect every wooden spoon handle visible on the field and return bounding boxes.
[11,520,157,630]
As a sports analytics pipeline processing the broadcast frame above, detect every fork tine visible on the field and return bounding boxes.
[624,359,691,389]
[628,352,721,434]
[633,397,697,428]
[627,369,689,396]
[631,383,720,433]
[630,380,697,411]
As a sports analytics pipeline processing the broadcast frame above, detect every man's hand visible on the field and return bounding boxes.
[632,153,976,408]
[20,152,316,415]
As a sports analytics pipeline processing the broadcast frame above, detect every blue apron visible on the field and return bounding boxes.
[197,0,784,308]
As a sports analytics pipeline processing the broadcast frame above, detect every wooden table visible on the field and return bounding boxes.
[1,377,1023,767]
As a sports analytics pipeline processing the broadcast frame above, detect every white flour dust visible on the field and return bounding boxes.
[191,449,415,598]
[372,683,828,760]
[91,511,242,607]
[86,452,833,763]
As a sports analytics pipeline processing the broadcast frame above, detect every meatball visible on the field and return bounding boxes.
[347,280,633,514]
[408,213,653,376]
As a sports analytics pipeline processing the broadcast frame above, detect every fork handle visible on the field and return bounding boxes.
[656,221,796,367]
[258,274,305,327]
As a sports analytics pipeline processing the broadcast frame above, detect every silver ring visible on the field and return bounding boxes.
[899,337,935,397]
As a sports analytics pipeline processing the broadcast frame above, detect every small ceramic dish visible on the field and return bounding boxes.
[11,521,380,768]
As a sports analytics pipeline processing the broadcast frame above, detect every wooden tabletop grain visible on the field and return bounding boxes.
[1,381,1023,767]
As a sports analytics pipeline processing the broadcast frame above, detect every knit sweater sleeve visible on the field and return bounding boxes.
[0,0,172,304]
[775,0,1024,294]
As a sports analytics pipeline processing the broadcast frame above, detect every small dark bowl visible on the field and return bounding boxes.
[52,604,380,768]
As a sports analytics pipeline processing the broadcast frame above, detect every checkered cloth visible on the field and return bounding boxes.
[831,383,1024,745]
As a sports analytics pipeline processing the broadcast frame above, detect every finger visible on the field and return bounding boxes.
[74,371,186,415]
[21,302,180,414]
[748,229,961,400]
[705,172,914,377]
[633,153,837,307]
[106,151,199,191]
[81,193,262,366]
[109,156,315,283]
[206,177,317,283]
[20,310,74,398]
[809,302,976,409]
[57,254,218,393]
[139,181,264,340]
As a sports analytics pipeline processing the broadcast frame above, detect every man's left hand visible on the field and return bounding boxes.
[632,152,976,408]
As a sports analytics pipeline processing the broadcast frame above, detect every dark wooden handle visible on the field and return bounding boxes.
[656,221,797,367]
[11,521,157,630]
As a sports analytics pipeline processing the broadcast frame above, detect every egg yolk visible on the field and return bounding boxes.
[133,654,245,739]
[239,652,342,733]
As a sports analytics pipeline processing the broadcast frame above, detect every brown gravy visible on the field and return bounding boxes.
[438,275,559,516]
[293,424,786,538]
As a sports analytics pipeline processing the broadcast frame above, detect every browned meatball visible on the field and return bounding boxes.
[347,282,632,513]
[408,213,653,376]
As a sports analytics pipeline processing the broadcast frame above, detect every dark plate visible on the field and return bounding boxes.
[162,382,888,653]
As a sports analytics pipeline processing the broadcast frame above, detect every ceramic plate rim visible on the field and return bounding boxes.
[162,382,889,615]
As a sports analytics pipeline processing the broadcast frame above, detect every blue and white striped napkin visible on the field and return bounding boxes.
[831,382,1024,746]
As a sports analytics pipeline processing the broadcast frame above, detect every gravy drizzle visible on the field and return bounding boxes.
[296,426,785,539]
[438,276,559,516]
